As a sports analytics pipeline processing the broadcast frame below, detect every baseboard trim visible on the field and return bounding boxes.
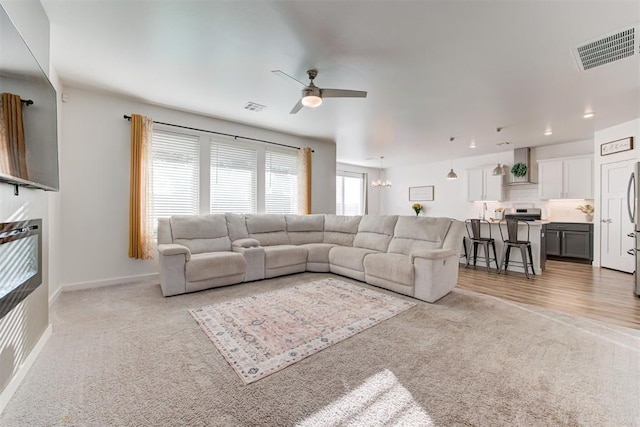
[48,286,62,308]
[61,273,160,293]
[0,324,52,414]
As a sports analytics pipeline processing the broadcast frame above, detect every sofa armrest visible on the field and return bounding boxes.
[411,249,455,263]
[158,243,191,261]
[232,238,261,249]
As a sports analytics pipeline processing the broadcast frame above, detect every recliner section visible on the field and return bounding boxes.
[157,213,464,303]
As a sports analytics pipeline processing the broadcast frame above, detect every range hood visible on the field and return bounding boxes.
[507,147,537,185]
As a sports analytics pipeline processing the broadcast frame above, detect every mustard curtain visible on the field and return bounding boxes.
[0,93,28,179]
[128,114,154,260]
[297,147,312,214]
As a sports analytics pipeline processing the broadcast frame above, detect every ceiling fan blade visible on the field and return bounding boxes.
[321,89,367,98]
[289,99,304,114]
[272,70,306,87]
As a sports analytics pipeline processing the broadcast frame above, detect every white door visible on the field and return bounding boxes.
[600,160,635,273]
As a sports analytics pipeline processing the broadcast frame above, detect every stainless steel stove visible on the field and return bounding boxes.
[504,208,542,222]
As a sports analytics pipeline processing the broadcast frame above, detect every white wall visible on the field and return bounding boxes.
[336,162,382,215]
[382,140,594,221]
[59,86,337,288]
[593,118,640,267]
[0,0,55,409]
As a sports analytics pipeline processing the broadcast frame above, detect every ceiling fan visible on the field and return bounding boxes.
[272,69,367,114]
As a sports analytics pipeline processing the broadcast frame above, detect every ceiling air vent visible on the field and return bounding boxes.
[572,25,637,71]
[243,102,266,112]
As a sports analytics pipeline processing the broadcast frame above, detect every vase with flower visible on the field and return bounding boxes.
[412,203,422,216]
[576,204,594,222]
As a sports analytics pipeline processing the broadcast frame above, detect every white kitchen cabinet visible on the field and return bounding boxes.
[538,156,593,200]
[467,167,504,201]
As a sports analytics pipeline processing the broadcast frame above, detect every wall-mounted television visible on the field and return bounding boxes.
[0,4,59,192]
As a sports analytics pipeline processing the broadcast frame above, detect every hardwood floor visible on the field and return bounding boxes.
[457,260,640,329]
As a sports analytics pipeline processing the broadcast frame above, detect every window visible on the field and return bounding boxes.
[151,130,199,227]
[336,171,365,215]
[151,128,302,224]
[210,140,257,213]
[265,150,298,214]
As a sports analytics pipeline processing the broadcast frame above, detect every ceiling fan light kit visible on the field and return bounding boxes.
[301,95,322,108]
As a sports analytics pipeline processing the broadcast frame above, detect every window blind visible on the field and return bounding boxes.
[151,130,199,227]
[265,150,298,214]
[210,140,257,213]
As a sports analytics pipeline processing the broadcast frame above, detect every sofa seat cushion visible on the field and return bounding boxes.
[186,252,246,282]
[299,243,337,264]
[263,245,308,269]
[329,246,378,272]
[363,253,414,286]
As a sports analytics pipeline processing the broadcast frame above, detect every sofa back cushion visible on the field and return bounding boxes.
[323,215,361,246]
[285,214,324,245]
[225,213,249,242]
[388,216,452,255]
[170,214,231,254]
[245,214,289,246]
[353,215,398,252]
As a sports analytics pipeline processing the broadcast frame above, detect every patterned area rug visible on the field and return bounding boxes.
[190,278,416,384]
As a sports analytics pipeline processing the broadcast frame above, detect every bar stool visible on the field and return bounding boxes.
[498,219,535,279]
[464,219,499,272]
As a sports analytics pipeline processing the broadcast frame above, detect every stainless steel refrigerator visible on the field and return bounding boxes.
[626,161,640,296]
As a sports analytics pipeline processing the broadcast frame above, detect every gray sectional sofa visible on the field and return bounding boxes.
[157,214,464,303]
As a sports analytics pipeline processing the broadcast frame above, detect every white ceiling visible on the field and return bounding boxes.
[41,0,640,168]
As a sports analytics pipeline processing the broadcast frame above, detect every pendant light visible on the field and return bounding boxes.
[446,137,458,180]
[371,156,391,188]
[492,127,506,176]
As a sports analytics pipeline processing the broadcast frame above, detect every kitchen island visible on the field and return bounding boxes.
[462,220,548,275]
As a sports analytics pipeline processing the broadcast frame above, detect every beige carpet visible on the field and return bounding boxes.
[1,272,639,426]
[190,278,416,384]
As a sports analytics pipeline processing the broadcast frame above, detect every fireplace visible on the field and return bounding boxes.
[0,219,42,320]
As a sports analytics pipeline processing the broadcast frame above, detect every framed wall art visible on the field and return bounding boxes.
[409,185,434,201]
[601,137,633,156]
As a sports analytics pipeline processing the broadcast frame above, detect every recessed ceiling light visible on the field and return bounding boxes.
[544,130,553,136]
[583,112,595,118]
[469,140,476,148]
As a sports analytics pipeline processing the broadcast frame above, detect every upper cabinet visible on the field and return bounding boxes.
[467,167,504,201]
[538,156,593,200]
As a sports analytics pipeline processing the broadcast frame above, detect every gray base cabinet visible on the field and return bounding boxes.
[545,222,593,263]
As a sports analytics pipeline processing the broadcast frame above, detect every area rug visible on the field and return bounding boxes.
[189,277,416,384]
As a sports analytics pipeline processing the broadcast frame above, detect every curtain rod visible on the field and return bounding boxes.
[21,99,33,105]
[123,115,313,152]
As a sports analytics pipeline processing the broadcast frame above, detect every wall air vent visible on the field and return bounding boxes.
[572,25,637,71]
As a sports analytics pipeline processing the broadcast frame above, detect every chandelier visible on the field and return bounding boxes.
[371,156,391,188]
